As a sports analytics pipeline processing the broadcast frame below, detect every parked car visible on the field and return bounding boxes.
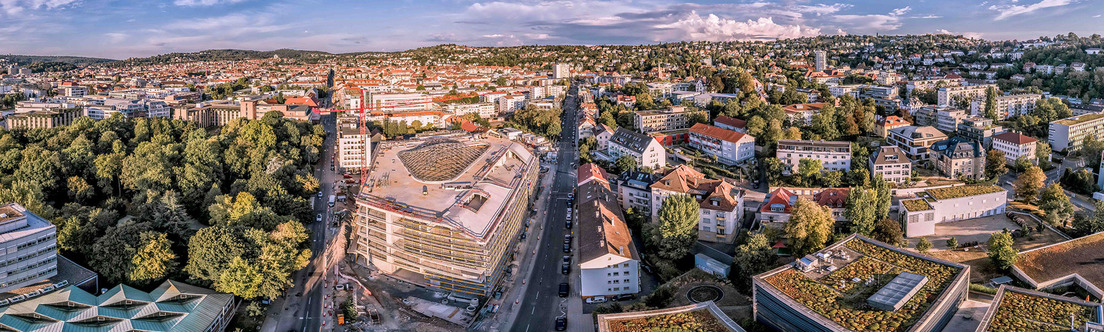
[561,264,570,274]
[613,293,636,301]
[585,296,607,304]
[565,221,572,229]
[555,317,567,331]
[562,243,570,253]
[558,283,569,297]
[563,234,572,244]
[562,256,570,264]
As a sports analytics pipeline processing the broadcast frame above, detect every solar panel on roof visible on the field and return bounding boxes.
[867,272,929,312]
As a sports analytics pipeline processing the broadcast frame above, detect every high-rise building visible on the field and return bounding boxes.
[814,50,827,71]
[336,118,371,171]
[353,134,538,297]
[0,203,58,293]
[553,63,571,79]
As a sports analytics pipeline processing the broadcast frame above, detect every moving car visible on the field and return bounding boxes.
[558,283,569,297]
[555,317,567,331]
[315,214,323,223]
[585,296,607,304]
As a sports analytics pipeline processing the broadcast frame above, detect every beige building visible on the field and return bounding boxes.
[869,146,912,185]
[1048,113,1104,151]
[937,84,995,107]
[633,106,694,133]
[3,108,81,130]
[991,131,1037,164]
[775,139,851,174]
[931,138,986,180]
[353,134,538,296]
[970,93,1040,119]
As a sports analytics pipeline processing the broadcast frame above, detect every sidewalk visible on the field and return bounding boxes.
[479,159,558,331]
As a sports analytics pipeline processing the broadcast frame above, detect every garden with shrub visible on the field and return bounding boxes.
[761,239,964,332]
[988,291,1097,332]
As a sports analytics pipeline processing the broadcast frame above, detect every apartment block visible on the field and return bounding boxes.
[991,131,1037,164]
[618,171,654,215]
[934,108,968,133]
[633,106,693,133]
[577,171,640,299]
[758,187,848,224]
[353,134,538,297]
[367,92,432,112]
[0,203,57,293]
[869,146,912,185]
[688,123,755,165]
[607,128,666,170]
[775,139,851,174]
[1048,113,1104,151]
[887,126,948,161]
[969,93,1040,119]
[337,122,372,171]
[937,84,994,107]
[898,185,1007,237]
[649,165,745,243]
[956,117,1004,148]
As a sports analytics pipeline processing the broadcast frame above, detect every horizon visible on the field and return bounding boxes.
[1,0,1102,59]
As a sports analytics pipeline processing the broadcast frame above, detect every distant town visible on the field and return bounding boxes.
[4,32,1104,332]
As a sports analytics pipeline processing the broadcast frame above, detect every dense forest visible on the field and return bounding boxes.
[0,112,324,300]
[0,54,116,67]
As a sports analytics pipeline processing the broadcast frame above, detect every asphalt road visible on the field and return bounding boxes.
[509,85,580,332]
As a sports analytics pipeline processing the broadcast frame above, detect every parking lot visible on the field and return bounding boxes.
[921,215,1021,250]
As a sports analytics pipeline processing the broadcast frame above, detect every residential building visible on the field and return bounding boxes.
[933,108,967,133]
[956,117,1004,148]
[898,185,1007,237]
[713,115,747,133]
[592,124,615,151]
[1048,113,1104,151]
[974,286,1104,332]
[875,115,911,137]
[337,123,371,171]
[758,187,848,224]
[782,102,828,125]
[753,234,969,332]
[0,280,236,332]
[368,92,432,112]
[633,106,695,133]
[775,139,851,174]
[688,123,755,165]
[618,170,654,215]
[60,85,86,98]
[907,77,963,94]
[887,126,949,161]
[0,203,57,293]
[931,137,986,180]
[552,63,571,79]
[869,146,912,185]
[814,50,827,72]
[969,93,1040,119]
[352,135,538,296]
[991,131,1037,164]
[577,163,610,187]
[577,171,640,299]
[937,84,995,107]
[607,128,666,169]
[496,94,526,113]
[650,165,745,243]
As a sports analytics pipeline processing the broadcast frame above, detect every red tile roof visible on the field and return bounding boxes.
[714,115,747,129]
[577,163,610,186]
[689,123,749,143]
[992,131,1038,145]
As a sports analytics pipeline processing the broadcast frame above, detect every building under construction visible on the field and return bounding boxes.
[352,132,538,297]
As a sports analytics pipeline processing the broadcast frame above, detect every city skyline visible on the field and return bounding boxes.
[1,0,1102,59]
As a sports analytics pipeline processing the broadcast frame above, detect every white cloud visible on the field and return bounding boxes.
[936,29,984,39]
[173,0,247,7]
[891,6,912,16]
[989,0,1073,20]
[0,0,77,16]
[832,6,914,32]
[654,12,821,42]
[104,32,128,43]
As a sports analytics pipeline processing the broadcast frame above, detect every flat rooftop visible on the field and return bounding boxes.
[1055,113,1104,126]
[755,234,968,332]
[926,185,1004,200]
[975,285,1102,332]
[360,134,535,240]
[1015,231,1104,289]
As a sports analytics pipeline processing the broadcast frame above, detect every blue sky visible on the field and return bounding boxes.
[1,0,1102,59]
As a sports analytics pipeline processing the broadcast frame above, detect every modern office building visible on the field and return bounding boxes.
[887,126,948,161]
[753,234,970,332]
[898,185,1007,237]
[869,146,912,185]
[650,165,745,243]
[775,139,851,174]
[353,134,538,296]
[973,285,1104,332]
[991,131,1037,164]
[597,301,745,332]
[577,171,640,299]
[688,123,755,165]
[1048,113,1104,151]
[1011,231,1104,298]
[0,203,57,293]
[607,128,666,170]
[0,280,236,332]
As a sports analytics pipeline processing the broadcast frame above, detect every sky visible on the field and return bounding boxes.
[0,0,1102,59]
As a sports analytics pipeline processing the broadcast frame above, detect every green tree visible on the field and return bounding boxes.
[1035,142,1052,164]
[844,189,876,236]
[985,149,1007,179]
[1039,183,1075,227]
[946,236,958,249]
[615,155,637,174]
[1013,166,1045,204]
[186,226,247,285]
[797,158,822,186]
[1074,201,1104,236]
[987,230,1017,271]
[729,233,775,291]
[873,218,903,246]
[984,86,999,120]
[129,232,177,286]
[783,198,834,255]
[872,175,892,220]
[655,194,699,261]
[916,237,932,253]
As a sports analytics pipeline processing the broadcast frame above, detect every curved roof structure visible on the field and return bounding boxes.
[397,139,489,182]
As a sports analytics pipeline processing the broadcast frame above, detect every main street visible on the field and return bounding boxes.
[509,83,580,332]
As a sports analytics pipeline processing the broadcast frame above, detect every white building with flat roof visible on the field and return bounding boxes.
[0,203,57,293]
[898,185,1007,237]
[775,139,851,174]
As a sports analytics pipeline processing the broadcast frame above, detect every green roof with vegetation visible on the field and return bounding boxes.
[605,308,731,332]
[1054,113,1104,126]
[926,185,1004,200]
[901,199,933,212]
[761,237,965,332]
[985,287,1099,332]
